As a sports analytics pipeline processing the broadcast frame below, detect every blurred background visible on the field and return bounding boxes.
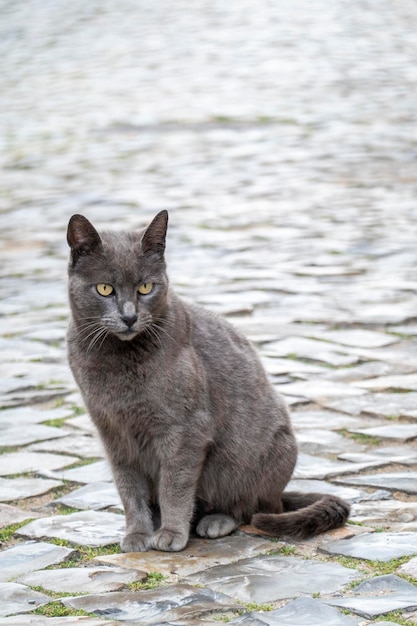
[1,0,417,328]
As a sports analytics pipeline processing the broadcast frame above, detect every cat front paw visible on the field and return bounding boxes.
[150,528,188,552]
[121,531,152,553]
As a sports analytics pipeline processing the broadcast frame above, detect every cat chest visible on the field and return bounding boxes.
[93,398,167,465]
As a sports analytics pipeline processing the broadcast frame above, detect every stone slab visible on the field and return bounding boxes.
[286,479,365,502]
[55,482,122,511]
[398,556,417,577]
[325,575,417,618]
[0,452,78,476]
[96,535,279,577]
[349,423,417,441]
[0,388,70,410]
[0,541,76,582]
[186,555,360,603]
[17,510,125,547]
[339,445,417,465]
[0,406,73,426]
[260,356,326,376]
[291,410,369,431]
[325,392,417,419]
[17,566,145,593]
[293,454,383,480]
[0,582,50,617]
[350,500,417,525]
[29,433,105,458]
[0,504,42,527]
[322,361,407,384]
[63,583,242,622]
[308,328,398,348]
[0,477,62,502]
[320,532,417,561]
[263,337,359,367]
[64,415,98,435]
[231,597,360,625]
[0,377,39,395]
[295,429,363,455]
[354,373,417,391]
[0,424,70,448]
[335,471,417,494]
[43,460,112,484]
[278,380,366,401]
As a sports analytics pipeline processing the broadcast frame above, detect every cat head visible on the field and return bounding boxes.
[67,210,169,344]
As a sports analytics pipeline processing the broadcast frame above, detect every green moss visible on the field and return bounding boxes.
[399,572,417,586]
[278,544,297,556]
[54,504,81,515]
[267,544,298,557]
[285,353,335,368]
[79,543,121,560]
[0,520,33,543]
[211,115,235,123]
[50,483,78,499]
[46,543,121,569]
[0,446,20,455]
[375,611,417,625]
[33,602,90,617]
[42,417,69,427]
[367,556,416,577]
[30,585,87,598]
[45,552,82,569]
[333,554,417,600]
[328,555,362,569]
[338,429,381,446]
[49,535,72,546]
[242,602,274,612]
[71,405,86,415]
[61,457,100,471]
[128,571,168,590]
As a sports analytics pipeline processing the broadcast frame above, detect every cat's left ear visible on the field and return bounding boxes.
[67,214,102,266]
[141,210,168,256]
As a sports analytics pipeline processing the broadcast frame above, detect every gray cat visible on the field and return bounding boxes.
[67,210,350,552]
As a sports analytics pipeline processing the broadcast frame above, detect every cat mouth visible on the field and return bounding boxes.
[116,329,140,341]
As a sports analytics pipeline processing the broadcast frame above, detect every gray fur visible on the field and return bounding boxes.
[67,211,349,552]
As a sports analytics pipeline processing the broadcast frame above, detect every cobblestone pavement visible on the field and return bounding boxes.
[1,0,417,624]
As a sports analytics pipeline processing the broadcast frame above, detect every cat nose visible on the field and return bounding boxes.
[121,312,138,328]
[121,302,138,328]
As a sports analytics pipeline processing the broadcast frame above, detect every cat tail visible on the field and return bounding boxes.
[251,491,350,539]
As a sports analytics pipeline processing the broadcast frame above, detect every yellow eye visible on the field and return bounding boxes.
[96,283,114,297]
[138,282,153,295]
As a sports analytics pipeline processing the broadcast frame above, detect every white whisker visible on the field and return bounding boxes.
[86,326,109,353]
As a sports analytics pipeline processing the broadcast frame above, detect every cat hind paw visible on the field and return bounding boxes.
[196,514,238,539]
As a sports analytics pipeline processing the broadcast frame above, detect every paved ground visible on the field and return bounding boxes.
[1,0,417,624]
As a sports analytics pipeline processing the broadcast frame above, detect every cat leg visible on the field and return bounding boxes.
[196,514,239,539]
[150,452,204,552]
[111,462,154,552]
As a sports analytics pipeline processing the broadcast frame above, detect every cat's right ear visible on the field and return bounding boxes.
[67,214,102,267]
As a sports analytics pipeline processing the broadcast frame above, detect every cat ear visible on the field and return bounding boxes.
[141,210,168,256]
[67,214,102,265]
